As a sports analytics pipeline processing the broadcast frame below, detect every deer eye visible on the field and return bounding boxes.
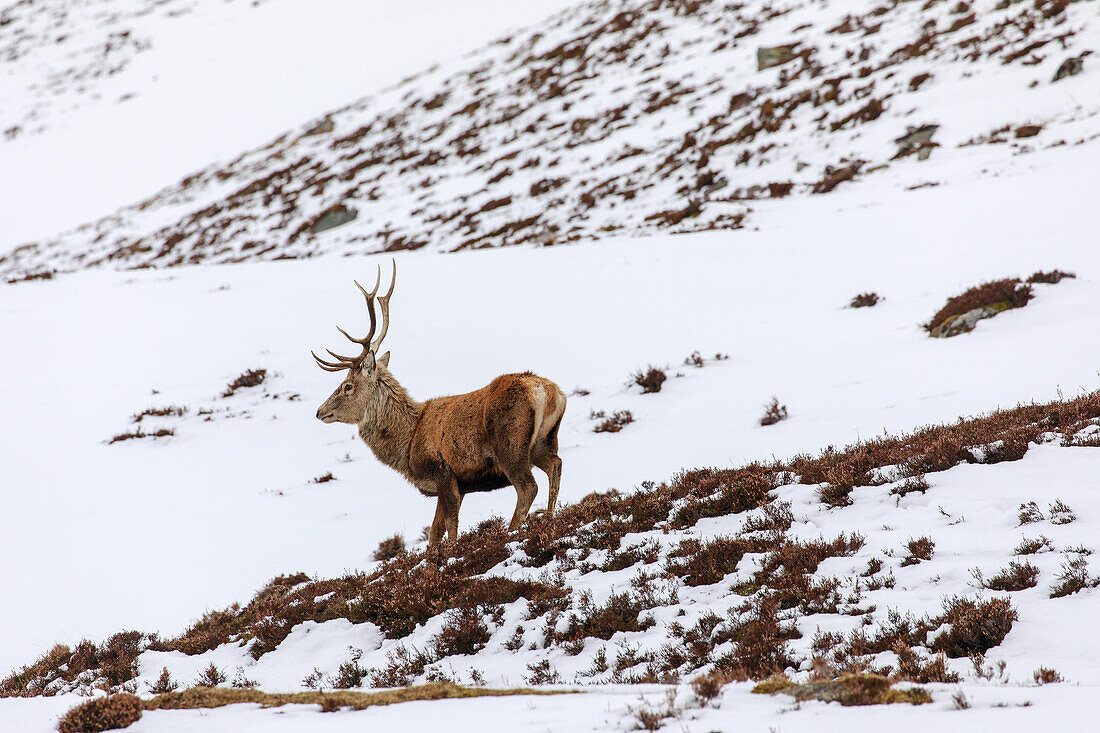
[343,383,353,393]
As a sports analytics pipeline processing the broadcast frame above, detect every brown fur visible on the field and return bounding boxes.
[317,355,565,549]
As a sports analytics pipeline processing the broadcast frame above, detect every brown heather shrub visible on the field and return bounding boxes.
[602,539,661,572]
[714,595,802,679]
[666,537,751,586]
[195,662,227,687]
[691,666,748,701]
[524,659,562,685]
[849,292,880,308]
[741,501,794,534]
[13,389,1100,696]
[593,410,634,433]
[58,694,142,733]
[900,537,934,567]
[892,643,960,683]
[1018,501,1044,525]
[984,561,1039,591]
[108,427,174,444]
[631,366,667,394]
[1015,535,1054,555]
[925,278,1032,333]
[222,368,266,398]
[1033,667,1063,684]
[1,631,145,698]
[431,607,491,658]
[931,597,1017,658]
[148,667,178,695]
[131,405,187,423]
[759,397,788,426]
[1027,269,1074,285]
[373,534,406,561]
[556,592,654,643]
[1050,557,1099,598]
[672,465,774,528]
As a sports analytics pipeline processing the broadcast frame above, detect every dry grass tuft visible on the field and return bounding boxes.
[141,681,568,713]
[753,673,931,705]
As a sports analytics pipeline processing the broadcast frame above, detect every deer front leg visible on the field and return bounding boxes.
[434,471,462,545]
[446,493,463,543]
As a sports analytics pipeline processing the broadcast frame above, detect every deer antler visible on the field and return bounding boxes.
[371,259,396,353]
[311,261,396,372]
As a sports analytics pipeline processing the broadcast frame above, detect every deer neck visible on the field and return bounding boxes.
[357,368,422,477]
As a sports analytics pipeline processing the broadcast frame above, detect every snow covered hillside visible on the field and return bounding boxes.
[2,0,1097,275]
[0,0,581,248]
[1,0,1098,732]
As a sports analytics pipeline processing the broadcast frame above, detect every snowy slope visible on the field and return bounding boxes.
[1,146,1098,730]
[2,0,1097,274]
[2,0,1099,731]
[0,0,582,248]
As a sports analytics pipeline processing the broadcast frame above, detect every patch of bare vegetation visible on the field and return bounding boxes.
[925,278,1032,335]
[849,292,880,308]
[221,369,267,398]
[592,410,635,433]
[108,427,175,444]
[58,693,143,733]
[372,534,406,562]
[759,397,788,426]
[631,366,667,394]
[11,389,1100,694]
[900,537,935,567]
[130,405,187,423]
[753,673,931,705]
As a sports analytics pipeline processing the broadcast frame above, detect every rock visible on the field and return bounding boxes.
[929,300,1014,338]
[1052,51,1090,83]
[304,116,335,136]
[310,204,357,234]
[757,45,798,71]
[893,124,939,161]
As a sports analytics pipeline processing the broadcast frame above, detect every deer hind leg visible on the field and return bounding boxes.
[533,454,562,518]
[489,392,542,531]
[502,466,539,531]
[532,412,564,517]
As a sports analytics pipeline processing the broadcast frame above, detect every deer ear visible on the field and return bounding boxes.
[361,351,376,372]
[377,351,391,369]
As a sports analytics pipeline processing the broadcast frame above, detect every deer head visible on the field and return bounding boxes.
[313,262,396,424]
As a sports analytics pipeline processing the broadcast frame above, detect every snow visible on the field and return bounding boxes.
[2,0,1099,731]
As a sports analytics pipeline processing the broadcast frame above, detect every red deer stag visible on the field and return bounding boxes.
[313,262,566,550]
